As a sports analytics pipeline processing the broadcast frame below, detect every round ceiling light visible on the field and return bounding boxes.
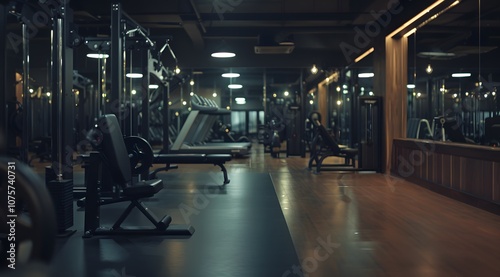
[228,84,243,89]
[222,73,240,78]
[211,52,236,58]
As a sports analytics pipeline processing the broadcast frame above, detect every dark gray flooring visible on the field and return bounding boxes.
[47,172,299,277]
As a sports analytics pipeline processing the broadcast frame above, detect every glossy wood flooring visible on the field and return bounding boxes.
[192,144,500,277]
[33,143,500,276]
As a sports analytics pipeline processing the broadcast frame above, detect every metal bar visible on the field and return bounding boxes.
[0,5,6,146]
[111,2,123,121]
[21,23,30,164]
[162,82,170,152]
[141,49,150,140]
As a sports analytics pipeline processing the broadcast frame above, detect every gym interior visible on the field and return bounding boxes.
[1,0,500,276]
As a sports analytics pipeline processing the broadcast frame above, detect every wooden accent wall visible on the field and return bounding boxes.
[392,138,500,213]
[317,84,328,126]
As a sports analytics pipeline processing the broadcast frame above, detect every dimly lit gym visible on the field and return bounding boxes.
[1,0,500,276]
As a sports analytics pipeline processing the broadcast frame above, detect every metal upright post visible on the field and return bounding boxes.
[47,3,75,236]
[21,23,30,163]
[162,82,170,153]
[111,2,123,122]
[140,49,150,140]
[0,5,7,150]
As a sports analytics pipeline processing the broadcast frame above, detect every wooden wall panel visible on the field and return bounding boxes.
[494,162,500,203]
[441,154,451,188]
[392,139,500,212]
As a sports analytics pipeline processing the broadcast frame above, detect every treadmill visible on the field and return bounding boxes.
[170,95,251,156]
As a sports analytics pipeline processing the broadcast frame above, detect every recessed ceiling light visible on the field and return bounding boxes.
[451,73,471,78]
[211,52,236,58]
[358,73,374,78]
[86,53,109,59]
[126,73,143,78]
[228,84,243,89]
[222,73,240,78]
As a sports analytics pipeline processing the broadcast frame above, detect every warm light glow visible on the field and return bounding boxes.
[273,93,277,98]
[213,92,218,97]
[126,73,143,78]
[358,73,374,78]
[311,64,318,74]
[226,106,231,110]
[175,66,181,74]
[131,89,137,95]
[175,112,179,117]
[228,84,243,89]
[149,84,159,89]
[182,100,187,105]
[425,64,433,74]
[336,100,342,106]
[86,53,109,59]
[46,92,51,97]
[417,92,422,98]
[190,79,195,86]
[309,100,314,105]
[168,101,172,105]
[211,52,236,58]
[354,47,374,63]
[284,91,289,97]
[407,84,416,89]
[336,86,341,92]
[452,73,471,78]
[387,0,445,38]
[222,73,240,78]
[492,92,496,96]
[343,90,349,94]
[190,92,194,96]
[452,93,458,98]
[403,28,417,38]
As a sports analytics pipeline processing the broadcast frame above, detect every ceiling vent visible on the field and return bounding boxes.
[254,34,295,54]
[254,44,295,54]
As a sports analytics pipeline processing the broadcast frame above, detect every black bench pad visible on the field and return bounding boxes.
[123,179,163,197]
[153,154,232,164]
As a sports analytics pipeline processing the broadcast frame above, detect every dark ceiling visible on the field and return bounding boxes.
[5,0,500,98]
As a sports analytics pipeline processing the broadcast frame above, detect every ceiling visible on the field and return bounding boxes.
[6,0,500,99]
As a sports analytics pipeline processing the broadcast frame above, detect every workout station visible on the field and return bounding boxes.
[1,1,500,276]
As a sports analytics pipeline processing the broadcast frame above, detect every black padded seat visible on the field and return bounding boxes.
[123,179,163,197]
[205,154,232,162]
[154,153,231,164]
[154,153,207,163]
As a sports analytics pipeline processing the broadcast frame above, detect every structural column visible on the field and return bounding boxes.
[373,36,408,173]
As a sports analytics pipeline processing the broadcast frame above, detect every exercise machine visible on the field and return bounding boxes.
[80,114,194,238]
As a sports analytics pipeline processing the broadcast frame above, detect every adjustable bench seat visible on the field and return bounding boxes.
[123,179,163,197]
[151,153,232,185]
[308,113,359,173]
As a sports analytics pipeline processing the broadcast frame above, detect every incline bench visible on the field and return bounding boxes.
[307,112,358,173]
[124,136,232,185]
[81,114,194,237]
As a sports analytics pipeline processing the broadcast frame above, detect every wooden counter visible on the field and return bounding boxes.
[391,138,500,214]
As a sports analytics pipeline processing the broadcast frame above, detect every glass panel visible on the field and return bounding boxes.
[231,111,246,133]
[248,111,257,133]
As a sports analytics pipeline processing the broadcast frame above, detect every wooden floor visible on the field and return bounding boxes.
[168,144,500,277]
[33,143,500,276]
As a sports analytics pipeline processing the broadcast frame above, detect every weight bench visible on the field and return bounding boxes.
[124,136,232,185]
[81,114,194,238]
[307,113,358,173]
